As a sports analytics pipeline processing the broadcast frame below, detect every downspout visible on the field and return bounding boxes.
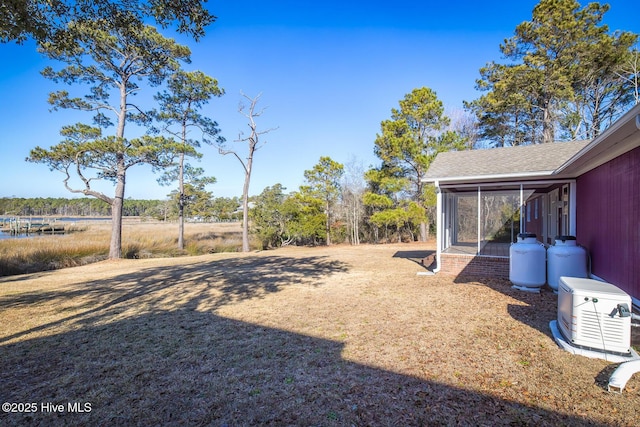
[569,181,577,236]
[520,184,524,233]
[477,186,481,254]
[433,181,442,273]
[609,359,640,393]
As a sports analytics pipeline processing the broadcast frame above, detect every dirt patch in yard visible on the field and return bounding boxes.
[1,243,638,426]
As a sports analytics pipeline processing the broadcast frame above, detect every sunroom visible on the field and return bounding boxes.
[423,140,589,278]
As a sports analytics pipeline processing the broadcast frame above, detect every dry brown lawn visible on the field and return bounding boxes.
[1,240,639,426]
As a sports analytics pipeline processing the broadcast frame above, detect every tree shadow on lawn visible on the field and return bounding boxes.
[0,255,349,344]
[0,309,606,426]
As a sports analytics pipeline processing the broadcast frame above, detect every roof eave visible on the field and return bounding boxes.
[424,170,556,186]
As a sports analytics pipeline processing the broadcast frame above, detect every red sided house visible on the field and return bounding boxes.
[423,104,640,305]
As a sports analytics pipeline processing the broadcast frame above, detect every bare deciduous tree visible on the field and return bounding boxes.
[617,46,640,106]
[220,92,276,252]
[341,157,366,245]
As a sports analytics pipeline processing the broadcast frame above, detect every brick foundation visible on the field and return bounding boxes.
[439,253,509,279]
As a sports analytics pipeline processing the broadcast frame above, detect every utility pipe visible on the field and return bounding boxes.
[477,186,481,255]
[433,182,442,273]
[608,359,640,393]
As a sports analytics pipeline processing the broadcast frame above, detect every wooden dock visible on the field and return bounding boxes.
[0,218,66,235]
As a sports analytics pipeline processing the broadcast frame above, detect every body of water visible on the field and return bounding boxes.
[0,232,31,240]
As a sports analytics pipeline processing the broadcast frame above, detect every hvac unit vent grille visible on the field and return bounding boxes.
[577,310,627,347]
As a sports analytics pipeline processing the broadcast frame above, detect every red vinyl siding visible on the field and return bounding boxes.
[576,146,640,300]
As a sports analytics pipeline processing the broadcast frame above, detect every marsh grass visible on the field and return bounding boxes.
[0,221,245,276]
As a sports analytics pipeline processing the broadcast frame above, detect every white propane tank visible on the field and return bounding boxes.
[547,236,588,292]
[510,233,546,291]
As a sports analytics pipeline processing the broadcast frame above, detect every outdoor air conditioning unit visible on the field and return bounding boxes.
[557,276,632,355]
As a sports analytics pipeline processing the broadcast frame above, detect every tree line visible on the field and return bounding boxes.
[0,196,242,222]
[250,0,639,248]
[3,0,639,255]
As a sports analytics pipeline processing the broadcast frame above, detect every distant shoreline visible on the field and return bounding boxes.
[0,216,139,222]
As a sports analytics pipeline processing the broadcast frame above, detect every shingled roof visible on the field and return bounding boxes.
[424,140,590,183]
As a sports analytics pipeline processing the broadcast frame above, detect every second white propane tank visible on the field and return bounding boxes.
[547,236,588,291]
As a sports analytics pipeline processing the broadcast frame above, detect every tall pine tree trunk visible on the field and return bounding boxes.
[178,151,185,250]
[542,102,554,144]
[420,221,428,242]
[109,161,126,259]
[325,200,331,246]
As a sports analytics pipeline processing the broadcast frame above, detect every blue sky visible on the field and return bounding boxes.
[1,0,638,200]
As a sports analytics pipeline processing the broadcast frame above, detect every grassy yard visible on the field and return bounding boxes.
[1,239,639,426]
